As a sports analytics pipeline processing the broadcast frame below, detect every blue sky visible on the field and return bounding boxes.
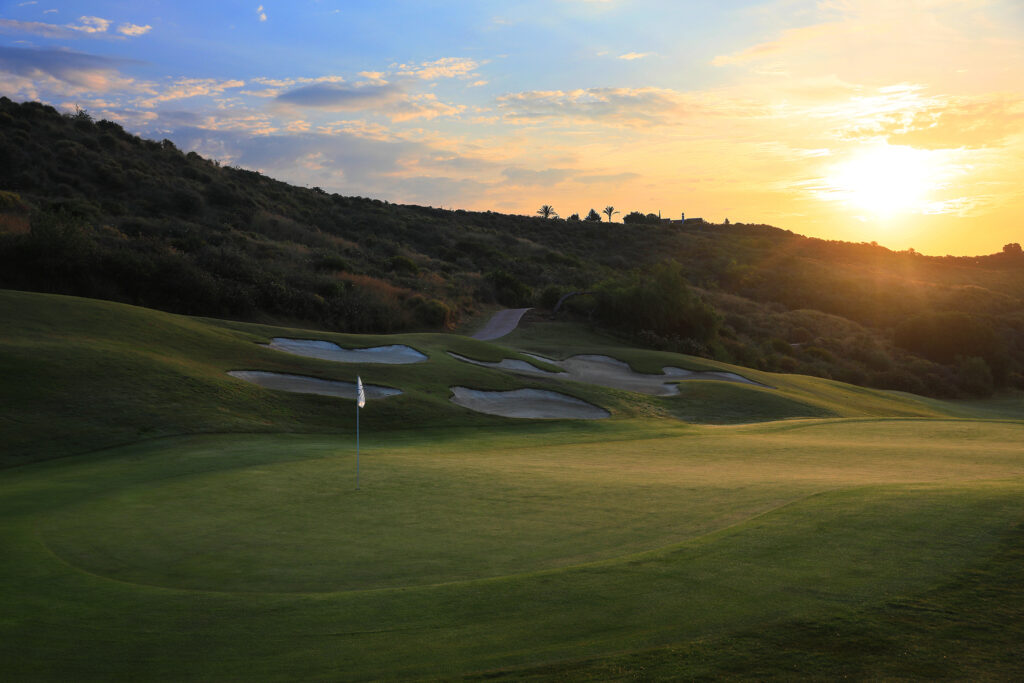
[2,0,1024,254]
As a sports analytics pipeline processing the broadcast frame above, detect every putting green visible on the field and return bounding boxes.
[29,419,1024,597]
[4,420,1024,679]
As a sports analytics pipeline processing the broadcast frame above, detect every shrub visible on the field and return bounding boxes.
[956,356,994,397]
[593,260,720,344]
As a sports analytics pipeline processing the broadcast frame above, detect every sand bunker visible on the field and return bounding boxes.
[449,352,559,375]
[266,338,427,364]
[229,371,402,400]
[450,352,766,395]
[450,387,609,420]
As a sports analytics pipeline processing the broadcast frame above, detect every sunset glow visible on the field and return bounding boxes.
[819,145,944,218]
[1,1,1023,254]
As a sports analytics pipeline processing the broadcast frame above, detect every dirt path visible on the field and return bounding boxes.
[471,308,532,341]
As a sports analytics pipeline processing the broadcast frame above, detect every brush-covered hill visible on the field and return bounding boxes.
[1,97,1023,398]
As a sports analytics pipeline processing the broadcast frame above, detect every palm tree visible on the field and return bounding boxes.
[536,204,558,219]
[603,206,619,222]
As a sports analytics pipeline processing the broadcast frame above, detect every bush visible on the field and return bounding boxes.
[956,356,994,396]
[487,270,533,307]
[539,284,563,310]
[594,260,720,344]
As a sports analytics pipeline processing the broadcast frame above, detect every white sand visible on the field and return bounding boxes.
[448,352,560,374]
[450,352,767,395]
[450,386,609,419]
[266,338,427,364]
[228,371,402,400]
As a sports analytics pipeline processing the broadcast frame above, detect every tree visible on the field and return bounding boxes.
[1002,242,1022,254]
[536,204,558,219]
[603,205,619,222]
[584,208,602,222]
[566,212,580,221]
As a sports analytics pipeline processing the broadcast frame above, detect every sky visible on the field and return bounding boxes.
[1,0,1023,255]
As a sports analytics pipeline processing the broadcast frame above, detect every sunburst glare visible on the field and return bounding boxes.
[817,145,946,218]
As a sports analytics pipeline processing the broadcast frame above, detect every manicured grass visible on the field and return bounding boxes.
[3,289,970,468]
[2,420,1024,679]
[3,290,1024,679]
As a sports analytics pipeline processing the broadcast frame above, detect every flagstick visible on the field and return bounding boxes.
[356,399,360,491]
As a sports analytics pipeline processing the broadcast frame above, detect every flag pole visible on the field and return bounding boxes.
[356,398,360,491]
[356,375,365,491]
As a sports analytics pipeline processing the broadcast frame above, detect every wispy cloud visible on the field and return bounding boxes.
[496,87,764,127]
[0,14,149,39]
[393,57,481,80]
[0,45,136,94]
[274,81,464,121]
[275,82,404,109]
[0,18,73,38]
[135,78,246,108]
[618,52,651,60]
[117,23,152,37]
[256,5,267,22]
[66,16,110,33]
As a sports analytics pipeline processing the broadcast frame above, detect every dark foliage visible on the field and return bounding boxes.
[1,97,1022,397]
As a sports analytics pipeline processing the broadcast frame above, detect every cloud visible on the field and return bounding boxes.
[388,93,464,122]
[496,87,764,128]
[394,57,480,80]
[618,52,652,60]
[0,14,150,39]
[275,82,404,109]
[256,5,267,22]
[135,77,246,108]
[869,97,1024,150]
[0,45,136,93]
[501,167,572,186]
[0,18,73,38]
[275,83,464,121]
[67,15,110,33]
[117,23,151,37]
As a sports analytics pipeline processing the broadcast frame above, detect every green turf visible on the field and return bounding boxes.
[3,290,1024,679]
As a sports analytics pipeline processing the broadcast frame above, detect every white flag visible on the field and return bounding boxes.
[356,375,365,408]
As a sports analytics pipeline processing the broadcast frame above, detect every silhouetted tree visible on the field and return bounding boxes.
[603,206,619,222]
[584,209,602,222]
[536,204,558,219]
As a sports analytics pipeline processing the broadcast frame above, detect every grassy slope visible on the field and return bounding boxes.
[6,288,1001,468]
[3,290,1024,679]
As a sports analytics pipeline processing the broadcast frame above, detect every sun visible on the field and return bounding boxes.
[822,144,940,217]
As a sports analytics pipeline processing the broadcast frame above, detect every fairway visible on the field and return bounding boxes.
[3,291,1024,679]
[3,419,1024,679]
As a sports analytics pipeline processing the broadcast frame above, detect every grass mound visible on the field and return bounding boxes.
[5,289,991,468]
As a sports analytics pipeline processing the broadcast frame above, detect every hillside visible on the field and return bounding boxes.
[1,97,1023,398]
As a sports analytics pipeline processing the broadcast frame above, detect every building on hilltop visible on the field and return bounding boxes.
[669,212,705,226]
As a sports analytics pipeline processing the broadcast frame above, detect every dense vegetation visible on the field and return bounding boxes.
[2,97,1022,397]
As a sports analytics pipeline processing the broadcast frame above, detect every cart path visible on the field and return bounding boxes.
[471,308,532,341]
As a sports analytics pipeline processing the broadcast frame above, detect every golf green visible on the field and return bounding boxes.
[3,419,1023,679]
